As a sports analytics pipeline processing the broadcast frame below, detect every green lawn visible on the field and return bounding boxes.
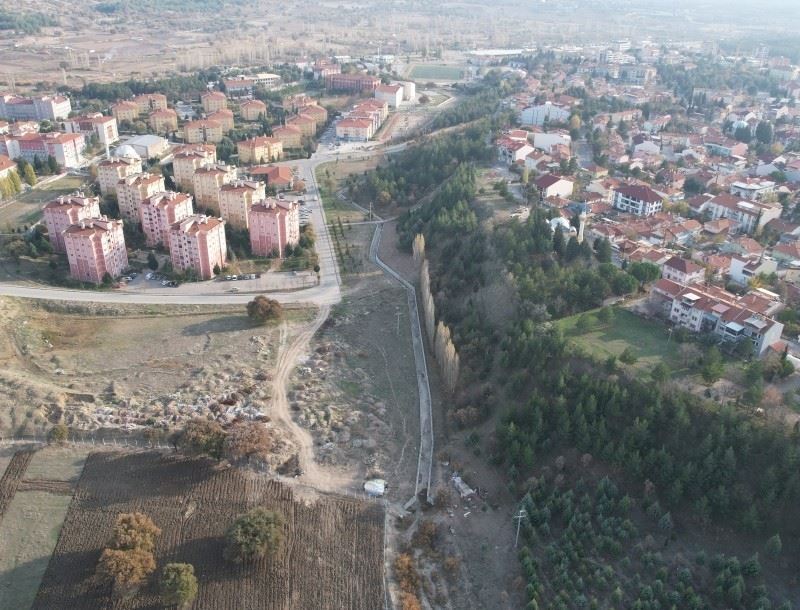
[408,64,465,81]
[558,308,685,373]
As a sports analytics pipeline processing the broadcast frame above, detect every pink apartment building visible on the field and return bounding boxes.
[219,180,266,229]
[192,163,236,212]
[116,172,165,221]
[43,193,101,253]
[64,217,128,284]
[249,198,300,258]
[139,191,194,248]
[172,144,217,191]
[97,155,142,195]
[168,215,227,280]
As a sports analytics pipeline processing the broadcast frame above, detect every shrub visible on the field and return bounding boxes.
[160,563,198,609]
[223,421,273,466]
[110,512,162,553]
[224,508,285,564]
[175,419,226,459]
[247,295,283,323]
[394,553,420,593]
[47,423,69,444]
[96,548,156,596]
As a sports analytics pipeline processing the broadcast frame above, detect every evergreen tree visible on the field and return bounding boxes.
[23,163,37,186]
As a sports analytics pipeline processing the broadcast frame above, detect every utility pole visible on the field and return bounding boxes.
[396,310,402,335]
[513,508,528,548]
[369,201,373,221]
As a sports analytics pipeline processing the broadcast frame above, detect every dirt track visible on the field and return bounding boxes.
[270,305,356,493]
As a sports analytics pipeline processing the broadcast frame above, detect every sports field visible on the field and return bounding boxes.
[408,64,464,81]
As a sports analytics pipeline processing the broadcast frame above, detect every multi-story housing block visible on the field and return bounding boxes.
[116,172,166,221]
[139,191,194,248]
[171,144,216,191]
[0,94,71,121]
[201,91,227,113]
[64,217,128,284]
[149,109,179,135]
[168,215,226,279]
[61,114,119,147]
[249,199,300,257]
[43,193,101,253]
[192,163,236,212]
[183,119,224,144]
[612,184,664,216]
[237,136,284,164]
[219,180,266,229]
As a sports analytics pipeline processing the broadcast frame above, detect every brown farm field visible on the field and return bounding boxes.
[33,451,385,610]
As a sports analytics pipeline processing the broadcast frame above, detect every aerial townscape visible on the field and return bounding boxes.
[2,0,800,608]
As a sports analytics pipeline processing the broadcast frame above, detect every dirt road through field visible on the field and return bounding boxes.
[270,305,355,493]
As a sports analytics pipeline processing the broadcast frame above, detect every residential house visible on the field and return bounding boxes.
[661,255,705,285]
[43,193,101,253]
[0,154,16,180]
[534,174,574,200]
[519,102,570,126]
[497,136,534,164]
[652,278,782,356]
[248,165,294,190]
[612,184,664,216]
[286,113,316,138]
[168,215,227,279]
[64,217,128,284]
[0,132,85,168]
[729,255,778,285]
[532,131,572,152]
[336,118,374,141]
[730,179,776,201]
[701,194,782,234]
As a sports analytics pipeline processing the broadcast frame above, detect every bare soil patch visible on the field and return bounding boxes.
[33,451,385,610]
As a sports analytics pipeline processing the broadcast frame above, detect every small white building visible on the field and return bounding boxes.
[399,81,416,101]
[533,131,572,152]
[520,102,571,127]
[374,84,404,109]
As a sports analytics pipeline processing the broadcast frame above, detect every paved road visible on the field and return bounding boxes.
[369,224,434,506]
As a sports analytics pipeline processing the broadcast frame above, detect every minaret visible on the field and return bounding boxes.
[577,210,587,244]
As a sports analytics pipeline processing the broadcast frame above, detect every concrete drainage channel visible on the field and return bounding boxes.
[369,224,434,508]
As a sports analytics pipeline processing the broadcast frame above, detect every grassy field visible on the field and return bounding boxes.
[557,308,685,373]
[0,175,88,230]
[409,64,465,81]
[0,447,88,610]
[0,490,74,609]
